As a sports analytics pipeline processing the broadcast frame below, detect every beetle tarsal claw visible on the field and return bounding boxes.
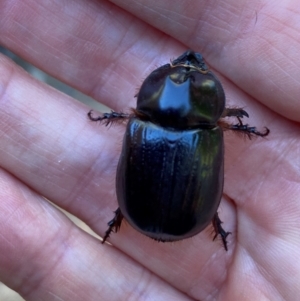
[222,107,249,119]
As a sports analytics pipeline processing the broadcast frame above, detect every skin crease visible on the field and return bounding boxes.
[0,0,299,300]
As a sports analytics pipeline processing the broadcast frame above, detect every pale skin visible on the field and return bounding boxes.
[0,1,299,300]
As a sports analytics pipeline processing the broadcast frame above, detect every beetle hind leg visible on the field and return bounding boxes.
[212,212,231,251]
[102,208,123,244]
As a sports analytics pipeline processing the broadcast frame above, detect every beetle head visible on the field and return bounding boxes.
[171,50,209,74]
[136,51,225,129]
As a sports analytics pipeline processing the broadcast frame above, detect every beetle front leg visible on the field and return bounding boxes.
[221,108,270,138]
[222,107,249,119]
[219,117,270,139]
[227,122,270,138]
[88,110,131,126]
[212,212,231,251]
[102,208,124,244]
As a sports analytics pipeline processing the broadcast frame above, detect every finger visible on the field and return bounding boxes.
[0,54,119,225]
[0,51,234,299]
[0,0,181,111]
[110,0,300,122]
[0,169,191,301]
[1,0,283,122]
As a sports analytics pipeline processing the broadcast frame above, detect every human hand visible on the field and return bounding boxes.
[0,1,299,300]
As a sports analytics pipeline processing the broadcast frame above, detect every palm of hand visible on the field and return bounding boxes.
[0,1,299,300]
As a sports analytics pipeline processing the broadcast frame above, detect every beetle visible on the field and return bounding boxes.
[88,50,269,251]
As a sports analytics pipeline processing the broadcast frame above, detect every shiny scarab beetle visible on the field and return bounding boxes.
[88,50,269,251]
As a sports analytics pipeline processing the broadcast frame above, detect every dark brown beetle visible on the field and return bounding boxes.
[88,50,269,250]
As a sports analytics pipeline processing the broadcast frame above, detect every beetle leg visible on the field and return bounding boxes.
[88,110,131,126]
[222,107,249,119]
[212,212,231,251]
[219,117,270,139]
[227,119,270,139]
[102,208,124,244]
